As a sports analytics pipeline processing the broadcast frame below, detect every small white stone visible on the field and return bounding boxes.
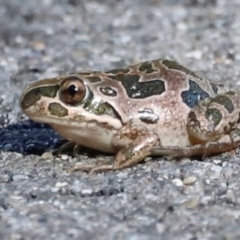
[51,187,59,193]
[156,223,165,233]
[61,155,69,160]
[222,167,233,178]
[220,182,227,188]
[225,189,236,203]
[183,198,199,209]
[185,50,202,59]
[222,162,228,167]
[55,182,68,188]
[183,176,197,185]
[205,179,211,185]
[211,165,222,172]
[81,189,93,195]
[213,159,222,165]
[172,178,183,187]
[41,152,53,160]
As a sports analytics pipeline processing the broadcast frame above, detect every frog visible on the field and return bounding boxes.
[19,59,240,174]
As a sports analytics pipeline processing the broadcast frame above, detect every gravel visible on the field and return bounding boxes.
[1,0,240,239]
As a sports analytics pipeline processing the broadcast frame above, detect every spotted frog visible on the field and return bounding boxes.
[20,59,240,173]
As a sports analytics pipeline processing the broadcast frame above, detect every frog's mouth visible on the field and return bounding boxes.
[21,94,123,131]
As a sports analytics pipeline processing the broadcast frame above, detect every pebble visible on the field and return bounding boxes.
[211,165,223,173]
[183,176,197,185]
[55,182,68,188]
[172,178,183,187]
[210,165,223,180]
[185,50,202,59]
[3,143,12,151]
[213,159,222,165]
[156,223,165,233]
[41,152,54,160]
[30,40,46,51]
[0,173,11,183]
[183,198,199,209]
[222,167,234,179]
[61,155,70,161]
[220,182,227,188]
[205,179,211,185]
[51,187,59,193]
[222,162,228,167]
[10,233,23,240]
[0,162,5,168]
[81,188,93,195]
[225,189,237,204]
[12,174,28,181]
[209,171,221,180]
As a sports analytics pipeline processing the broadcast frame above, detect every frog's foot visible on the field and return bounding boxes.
[53,142,81,156]
[69,158,113,174]
[151,127,240,158]
[69,144,151,174]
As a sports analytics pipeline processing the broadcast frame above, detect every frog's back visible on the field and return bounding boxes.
[85,58,226,116]
[82,59,226,147]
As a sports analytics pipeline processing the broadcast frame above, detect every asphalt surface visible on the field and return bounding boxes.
[1,0,240,239]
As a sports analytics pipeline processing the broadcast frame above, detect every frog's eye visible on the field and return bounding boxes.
[60,77,87,105]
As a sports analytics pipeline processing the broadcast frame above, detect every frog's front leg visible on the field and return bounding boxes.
[52,141,82,156]
[152,91,240,158]
[70,121,161,174]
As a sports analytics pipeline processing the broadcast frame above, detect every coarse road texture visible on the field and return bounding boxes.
[1,0,240,239]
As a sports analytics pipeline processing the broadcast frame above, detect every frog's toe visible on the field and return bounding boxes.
[68,163,95,173]
[89,165,115,174]
[69,159,115,174]
[53,142,79,156]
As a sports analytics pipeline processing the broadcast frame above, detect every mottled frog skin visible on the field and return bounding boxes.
[20,59,240,173]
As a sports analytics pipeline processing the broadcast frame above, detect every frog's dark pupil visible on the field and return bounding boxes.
[67,84,78,97]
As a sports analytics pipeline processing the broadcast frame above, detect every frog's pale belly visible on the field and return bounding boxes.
[51,123,118,153]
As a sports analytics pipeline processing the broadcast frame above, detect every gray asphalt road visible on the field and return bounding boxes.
[1,0,240,239]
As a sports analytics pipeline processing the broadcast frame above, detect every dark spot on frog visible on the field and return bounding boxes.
[48,103,68,117]
[106,68,130,74]
[100,87,117,97]
[21,85,59,109]
[227,91,235,96]
[83,99,121,119]
[181,80,210,108]
[86,76,102,83]
[211,94,234,114]
[162,59,202,80]
[109,74,165,99]
[139,61,156,73]
[138,108,159,123]
[205,108,222,126]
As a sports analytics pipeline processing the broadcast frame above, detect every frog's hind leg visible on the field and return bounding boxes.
[152,91,240,158]
[151,125,240,158]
